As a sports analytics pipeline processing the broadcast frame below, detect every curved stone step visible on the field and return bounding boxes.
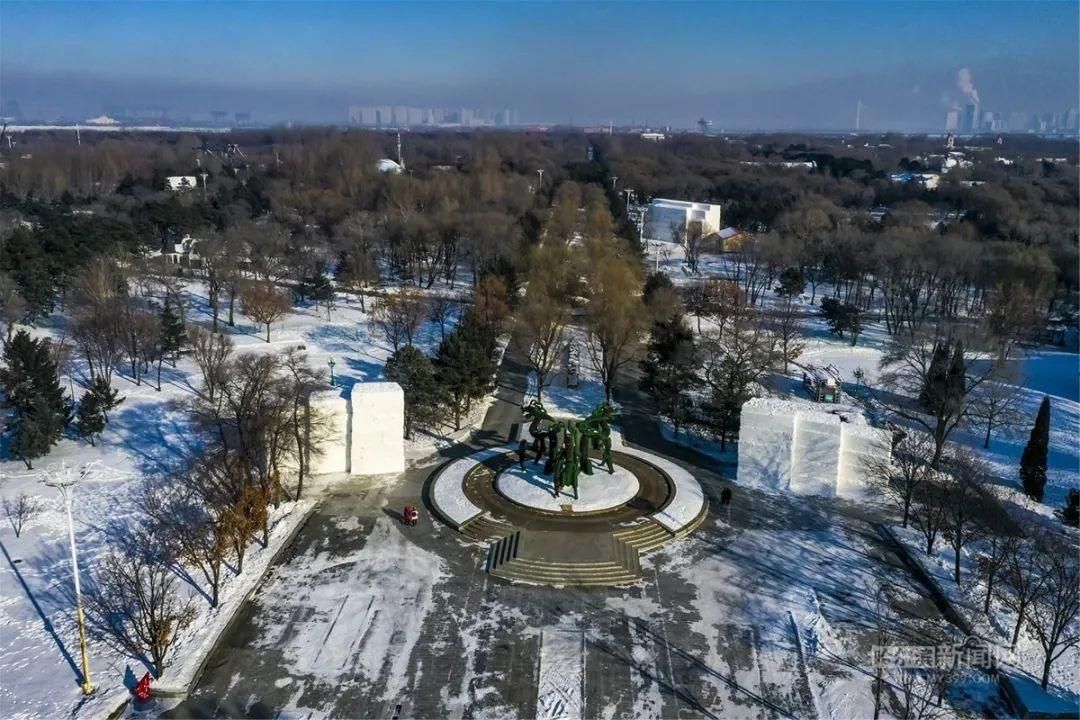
[614,520,675,554]
[460,513,515,542]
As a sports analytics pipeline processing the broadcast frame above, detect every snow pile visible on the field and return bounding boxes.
[350,382,404,475]
[737,398,890,499]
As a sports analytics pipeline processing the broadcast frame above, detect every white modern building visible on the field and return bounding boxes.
[645,198,723,243]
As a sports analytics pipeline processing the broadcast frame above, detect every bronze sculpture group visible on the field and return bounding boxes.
[522,399,617,499]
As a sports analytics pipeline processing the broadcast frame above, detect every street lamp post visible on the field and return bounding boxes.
[42,462,95,695]
[536,168,544,193]
[327,357,336,386]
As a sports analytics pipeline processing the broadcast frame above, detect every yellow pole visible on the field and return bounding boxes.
[75,604,93,694]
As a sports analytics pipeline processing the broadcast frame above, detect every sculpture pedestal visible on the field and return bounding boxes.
[495,464,639,513]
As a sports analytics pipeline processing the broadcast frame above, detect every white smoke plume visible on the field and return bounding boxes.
[956,67,979,105]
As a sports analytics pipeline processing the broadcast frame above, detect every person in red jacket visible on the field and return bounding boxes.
[403,505,418,526]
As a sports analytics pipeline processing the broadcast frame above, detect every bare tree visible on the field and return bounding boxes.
[878,328,1004,468]
[372,287,427,352]
[998,532,1047,649]
[976,524,1020,616]
[969,373,1024,449]
[909,472,950,555]
[239,280,291,343]
[1028,539,1080,689]
[87,543,195,678]
[862,431,935,528]
[680,220,711,275]
[940,448,990,585]
[699,308,778,449]
[145,481,229,608]
[516,288,571,402]
[2,492,42,537]
[282,347,331,499]
[585,256,646,401]
[187,326,233,403]
[426,295,456,342]
[770,295,804,374]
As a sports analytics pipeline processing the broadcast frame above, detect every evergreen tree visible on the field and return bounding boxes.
[10,395,63,468]
[1020,395,1050,502]
[158,298,186,365]
[435,314,496,430]
[75,391,106,446]
[384,346,440,439]
[920,340,956,413]
[774,267,806,298]
[640,314,698,434]
[1,330,69,466]
[85,374,124,423]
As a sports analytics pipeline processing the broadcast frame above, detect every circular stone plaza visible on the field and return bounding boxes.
[431,436,708,586]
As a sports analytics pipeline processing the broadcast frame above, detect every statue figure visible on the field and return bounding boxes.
[521,399,619,500]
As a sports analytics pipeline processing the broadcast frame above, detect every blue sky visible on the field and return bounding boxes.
[2,1,1077,129]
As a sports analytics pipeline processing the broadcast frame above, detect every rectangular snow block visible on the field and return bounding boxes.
[350,381,405,475]
[307,388,350,475]
[790,411,842,496]
[737,399,798,492]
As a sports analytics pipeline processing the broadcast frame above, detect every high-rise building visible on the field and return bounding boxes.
[944,110,960,131]
[961,103,979,132]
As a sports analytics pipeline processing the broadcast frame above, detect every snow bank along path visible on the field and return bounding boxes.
[432,437,706,535]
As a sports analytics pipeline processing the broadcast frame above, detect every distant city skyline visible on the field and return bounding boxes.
[2,1,1078,131]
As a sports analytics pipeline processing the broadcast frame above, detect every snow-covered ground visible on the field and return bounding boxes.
[0,279,468,719]
[890,522,1080,696]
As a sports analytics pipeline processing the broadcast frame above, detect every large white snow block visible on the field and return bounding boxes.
[736,398,798,492]
[308,389,350,475]
[737,397,891,499]
[350,381,405,475]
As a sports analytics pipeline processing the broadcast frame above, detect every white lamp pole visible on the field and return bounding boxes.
[43,462,95,695]
[536,168,544,192]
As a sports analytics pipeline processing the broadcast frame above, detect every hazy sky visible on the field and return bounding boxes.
[2,1,1077,130]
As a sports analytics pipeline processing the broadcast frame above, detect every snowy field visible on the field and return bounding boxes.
[0,279,466,719]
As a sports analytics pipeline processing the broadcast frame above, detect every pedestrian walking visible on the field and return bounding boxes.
[721,487,732,506]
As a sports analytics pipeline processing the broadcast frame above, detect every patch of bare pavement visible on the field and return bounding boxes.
[164,346,948,719]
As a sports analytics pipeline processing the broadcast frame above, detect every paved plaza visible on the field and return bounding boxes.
[166,347,950,719]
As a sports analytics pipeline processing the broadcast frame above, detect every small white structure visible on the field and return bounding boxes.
[646,198,723,243]
[307,389,350,475]
[375,158,403,174]
[350,382,405,475]
[737,398,891,499]
[166,175,198,192]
